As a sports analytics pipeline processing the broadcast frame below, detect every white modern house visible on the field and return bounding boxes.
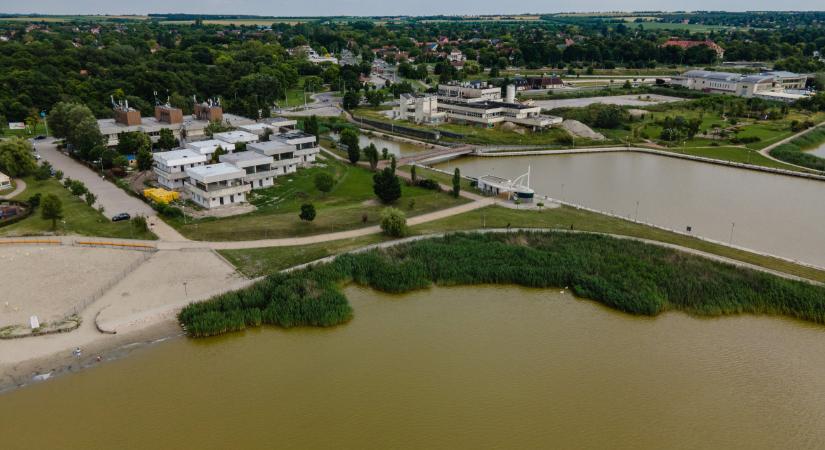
[272,131,320,166]
[247,141,301,176]
[0,171,11,190]
[219,151,277,190]
[396,93,445,124]
[186,139,230,158]
[214,131,260,149]
[184,163,251,208]
[152,149,207,190]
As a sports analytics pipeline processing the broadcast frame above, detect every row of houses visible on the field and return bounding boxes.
[670,70,811,103]
[396,81,562,130]
[151,118,320,209]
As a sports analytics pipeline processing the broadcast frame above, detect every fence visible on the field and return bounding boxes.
[70,250,155,318]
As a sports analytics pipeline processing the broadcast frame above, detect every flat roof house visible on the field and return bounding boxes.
[214,131,260,149]
[271,131,320,166]
[434,82,562,130]
[219,151,277,190]
[0,171,11,191]
[248,141,301,176]
[184,163,251,209]
[152,149,207,190]
[186,139,230,157]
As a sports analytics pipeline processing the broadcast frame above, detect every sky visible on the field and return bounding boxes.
[1,0,823,16]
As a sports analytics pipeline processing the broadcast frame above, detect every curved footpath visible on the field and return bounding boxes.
[0,178,26,200]
[757,121,825,171]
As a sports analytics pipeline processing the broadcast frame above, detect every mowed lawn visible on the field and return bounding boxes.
[167,157,469,241]
[0,177,157,240]
[219,204,825,283]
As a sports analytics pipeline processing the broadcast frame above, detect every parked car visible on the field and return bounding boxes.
[34,135,46,140]
[111,213,131,222]
[34,153,42,160]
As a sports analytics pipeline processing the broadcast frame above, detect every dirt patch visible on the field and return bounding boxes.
[561,120,605,141]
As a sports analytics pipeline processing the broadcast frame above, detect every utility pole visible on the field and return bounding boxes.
[729,222,736,245]
[634,200,639,222]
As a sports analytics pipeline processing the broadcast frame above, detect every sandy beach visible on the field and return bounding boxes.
[0,243,252,392]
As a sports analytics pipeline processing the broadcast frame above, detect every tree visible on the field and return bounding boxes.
[34,161,53,181]
[211,145,227,164]
[379,207,407,237]
[137,149,153,171]
[410,165,417,184]
[0,138,37,177]
[117,131,151,155]
[205,121,232,138]
[452,168,461,198]
[373,166,402,204]
[304,115,320,139]
[84,191,97,207]
[41,194,63,230]
[343,90,361,110]
[340,128,360,164]
[314,172,334,194]
[157,128,177,150]
[364,143,379,170]
[299,203,316,222]
[49,103,103,156]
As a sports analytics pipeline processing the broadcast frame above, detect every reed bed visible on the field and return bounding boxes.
[179,232,825,337]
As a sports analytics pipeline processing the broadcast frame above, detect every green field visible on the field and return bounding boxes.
[166,156,467,241]
[0,177,157,240]
[220,204,825,284]
[2,123,48,138]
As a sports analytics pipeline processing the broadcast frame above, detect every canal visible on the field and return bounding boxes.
[328,132,430,158]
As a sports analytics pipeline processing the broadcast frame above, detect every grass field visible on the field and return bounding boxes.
[166,156,467,241]
[220,204,825,283]
[0,177,157,240]
[2,123,48,138]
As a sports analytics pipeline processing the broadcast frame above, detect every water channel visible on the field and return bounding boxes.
[328,132,430,158]
[436,152,825,268]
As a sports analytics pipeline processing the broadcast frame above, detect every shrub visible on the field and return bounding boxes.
[379,207,407,237]
[314,172,334,194]
[132,215,148,232]
[416,178,440,190]
[299,203,316,222]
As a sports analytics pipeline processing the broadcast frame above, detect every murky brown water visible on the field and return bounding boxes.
[438,152,825,268]
[2,285,825,449]
[329,132,428,158]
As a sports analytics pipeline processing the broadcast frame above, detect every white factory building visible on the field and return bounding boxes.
[670,70,811,103]
[393,81,562,129]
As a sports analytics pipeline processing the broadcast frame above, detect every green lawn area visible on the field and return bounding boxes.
[0,177,157,240]
[2,122,48,138]
[281,77,329,109]
[397,165,479,192]
[166,157,468,241]
[219,204,825,283]
[654,145,807,171]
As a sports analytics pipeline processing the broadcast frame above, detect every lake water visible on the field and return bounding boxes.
[437,152,825,268]
[329,132,428,158]
[808,142,825,158]
[2,285,825,449]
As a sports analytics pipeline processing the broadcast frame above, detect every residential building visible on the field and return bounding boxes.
[660,39,725,59]
[219,151,277,190]
[0,171,11,190]
[184,163,251,208]
[214,131,260,149]
[396,93,446,124]
[152,149,207,190]
[271,131,320,166]
[247,141,301,176]
[263,117,298,134]
[289,45,338,64]
[186,139,230,158]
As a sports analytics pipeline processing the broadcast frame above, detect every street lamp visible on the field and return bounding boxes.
[729,222,736,245]
[183,281,188,297]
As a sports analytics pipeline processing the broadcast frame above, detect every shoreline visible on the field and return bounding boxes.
[0,319,181,394]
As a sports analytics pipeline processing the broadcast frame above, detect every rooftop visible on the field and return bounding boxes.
[214,130,260,144]
[152,149,206,165]
[186,163,245,181]
[219,151,274,165]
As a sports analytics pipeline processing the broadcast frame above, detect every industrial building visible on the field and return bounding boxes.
[98,99,254,147]
[670,70,811,102]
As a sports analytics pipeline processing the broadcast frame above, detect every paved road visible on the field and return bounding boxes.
[758,121,825,173]
[36,139,186,241]
[0,178,26,200]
